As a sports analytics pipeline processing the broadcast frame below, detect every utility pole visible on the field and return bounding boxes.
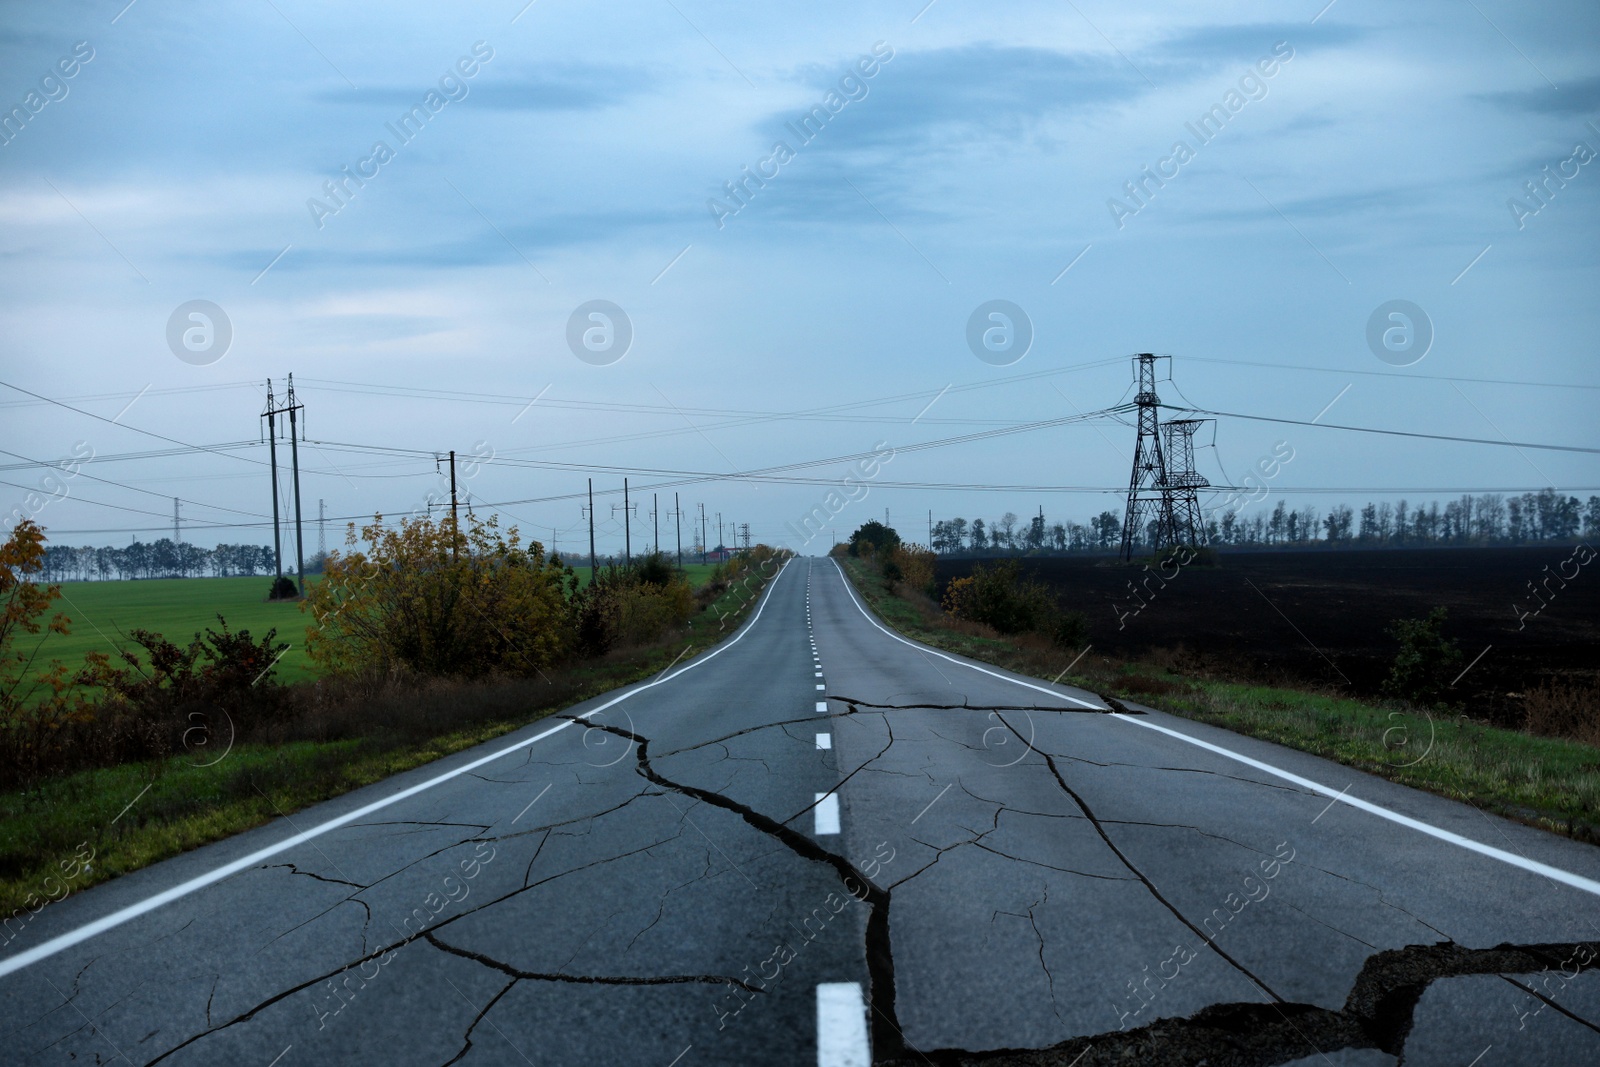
[928,509,932,548]
[449,449,459,559]
[262,379,284,591]
[318,499,326,559]
[885,507,890,527]
[699,503,707,565]
[674,492,682,568]
[173,497,180,544]
[286,374,307,595]
[652,493,659,556]
[717,513,723,560]
[612,478,638,565]
[584,478,597,578]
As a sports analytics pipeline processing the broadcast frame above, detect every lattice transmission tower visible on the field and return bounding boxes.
[1119,354,1210,559]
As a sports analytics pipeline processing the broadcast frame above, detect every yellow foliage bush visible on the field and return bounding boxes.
[303,514,569,678]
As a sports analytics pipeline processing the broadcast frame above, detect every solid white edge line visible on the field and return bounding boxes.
[830,559,1600,899]
[0,560,800,980]
[816,981,870,1067]
[1116,714,1600,898]
[828,558,1101,709]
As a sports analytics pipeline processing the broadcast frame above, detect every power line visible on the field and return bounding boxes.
[0,447,270,518]
[0,380,263,411]
[1166,405,1600,455]
[0,379,270,468]
[1180,355,1599,393]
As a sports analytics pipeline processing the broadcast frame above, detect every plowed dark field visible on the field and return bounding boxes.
[934,546,1599,725]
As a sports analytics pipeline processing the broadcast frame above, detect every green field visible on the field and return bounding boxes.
[33,564,725,683]
[38,577,322,682]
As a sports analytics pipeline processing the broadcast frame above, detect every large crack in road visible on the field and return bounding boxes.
[882,941,1600,1066]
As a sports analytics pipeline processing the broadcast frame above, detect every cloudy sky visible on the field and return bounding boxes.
[2,0,1596,558]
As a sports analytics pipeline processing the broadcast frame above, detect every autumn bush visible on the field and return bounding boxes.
[0,520,86,786]
[885,543,935,596]
[303,514,570,678]
[572,555,697,657]
[943,559,1087,648]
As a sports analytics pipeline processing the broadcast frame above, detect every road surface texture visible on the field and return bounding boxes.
[2,558,1598,1066]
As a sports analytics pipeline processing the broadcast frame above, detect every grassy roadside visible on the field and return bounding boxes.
[837,557,1600,843]
[0,562,786,917]
[37,566,724,686]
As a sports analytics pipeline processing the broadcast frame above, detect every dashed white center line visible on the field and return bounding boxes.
[813,792,840,835]
[816,701,828,712]
[816,684,826,690]
[814,671,823,677]
[816,733,832,750]
[816,982,870,1066]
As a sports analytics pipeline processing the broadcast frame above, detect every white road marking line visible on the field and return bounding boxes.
[814,792,840,835]
[1118,715,1600,898]
[0,564,801,980]
[830,558,1600,899]
[816,734,832,750]
[816,982,870,1066]
[266,1045,293,1067]
[816,684,826,690]
[816,701,828,712]
[815,671,824,677]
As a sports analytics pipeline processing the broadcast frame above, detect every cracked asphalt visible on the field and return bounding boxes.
[3,557,1599,1066]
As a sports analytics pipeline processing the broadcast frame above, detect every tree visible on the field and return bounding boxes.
[847,520,901,559]
[995,512,1019,551]
[970,518,988,551]
[1025,514,1045,551]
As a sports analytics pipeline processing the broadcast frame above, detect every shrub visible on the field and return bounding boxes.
[942,559,1087,648]
[78,616,290,765]
[0,521,85,786]
[571,562,697,656]
[1524,682,1600,746]
[1382,607,1462,705]
[303,514,570,678]
[268,576,298,600]
[886,543,935,596]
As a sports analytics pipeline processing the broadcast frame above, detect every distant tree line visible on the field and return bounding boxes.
[35,538,317,581]
[930,490,1600,555]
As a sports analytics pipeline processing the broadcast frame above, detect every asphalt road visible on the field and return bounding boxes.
[3,557,1599,1066]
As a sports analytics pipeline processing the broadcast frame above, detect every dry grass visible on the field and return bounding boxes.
[1524,682,1600,746]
